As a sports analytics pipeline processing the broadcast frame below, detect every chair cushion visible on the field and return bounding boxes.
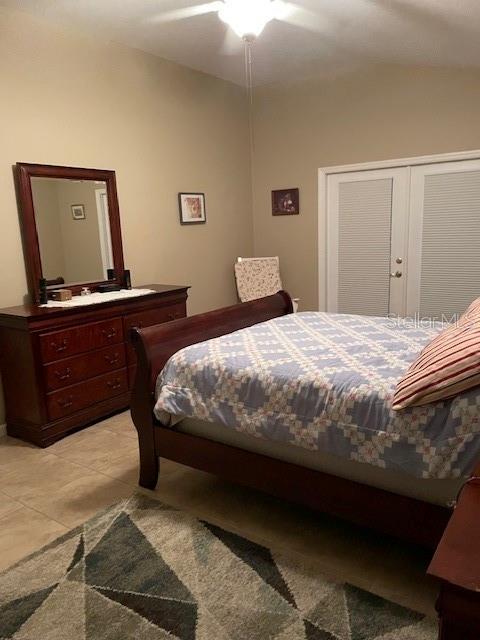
[393,321,480,409]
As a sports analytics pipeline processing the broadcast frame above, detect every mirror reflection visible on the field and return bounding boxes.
[31,177,113,286]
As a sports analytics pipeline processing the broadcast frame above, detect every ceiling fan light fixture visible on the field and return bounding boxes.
[218,0,277,39]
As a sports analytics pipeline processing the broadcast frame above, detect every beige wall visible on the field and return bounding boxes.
[31,179,66,279]
[55,180,105,283]
[0,7,253,424]
[252,65,480,311]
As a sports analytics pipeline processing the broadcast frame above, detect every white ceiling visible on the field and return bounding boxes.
[3,0,480,86]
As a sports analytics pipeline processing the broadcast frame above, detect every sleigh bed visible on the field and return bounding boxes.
[130,291,480,640]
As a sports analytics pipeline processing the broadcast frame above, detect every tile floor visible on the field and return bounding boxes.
[0,411,439,617]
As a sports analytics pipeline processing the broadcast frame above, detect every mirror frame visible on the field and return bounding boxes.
[16,163,125,303]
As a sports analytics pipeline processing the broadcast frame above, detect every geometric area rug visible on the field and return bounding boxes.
[0,494,437,640]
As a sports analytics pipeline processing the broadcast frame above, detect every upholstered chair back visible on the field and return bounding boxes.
[234,257,283,303]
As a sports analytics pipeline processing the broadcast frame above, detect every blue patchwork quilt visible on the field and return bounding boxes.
[154,312,480,479]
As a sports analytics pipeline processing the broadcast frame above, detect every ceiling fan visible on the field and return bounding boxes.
[148,1,320,197]
[149,0,321,51]
[149,0,321,135]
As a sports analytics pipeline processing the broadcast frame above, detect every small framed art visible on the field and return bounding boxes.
[272,188,300,216]
[71,204,86,220]
[178,193,206,225]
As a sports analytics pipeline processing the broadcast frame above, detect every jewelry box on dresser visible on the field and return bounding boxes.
[0,163,189,447]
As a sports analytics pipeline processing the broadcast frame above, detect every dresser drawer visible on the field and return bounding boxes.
[40,318,123,363]
[46,370,128,421]
[123,303,186,341]
[124,303,186,364]
[44,344,127,392]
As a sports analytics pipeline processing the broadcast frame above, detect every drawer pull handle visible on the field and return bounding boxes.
[58,395,73,409]
[107,379,122,391]
[104,353,120,365]
[168,312,181,321]
[50,339,68,353]
[54,367,72,381]
[102,328,117,340]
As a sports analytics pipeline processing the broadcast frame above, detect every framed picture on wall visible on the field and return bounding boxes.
[71,204,86,220]
[272,188,300,216]
[178,193,206,225]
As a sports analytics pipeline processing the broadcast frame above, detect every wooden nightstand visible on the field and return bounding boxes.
[428,471,480,639]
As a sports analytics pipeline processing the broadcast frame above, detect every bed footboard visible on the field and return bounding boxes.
[130,290,294,488]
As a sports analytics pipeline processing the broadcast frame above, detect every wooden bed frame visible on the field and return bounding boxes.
[130,291,480,640]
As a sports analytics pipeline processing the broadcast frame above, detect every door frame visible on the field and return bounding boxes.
[319,149,480,312]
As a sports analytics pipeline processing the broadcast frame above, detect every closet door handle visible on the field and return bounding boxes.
[390,271,402,278]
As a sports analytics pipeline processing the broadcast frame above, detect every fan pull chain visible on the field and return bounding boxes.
[244,38,254,108]
[243,36,255,151]
[244,36,256,215]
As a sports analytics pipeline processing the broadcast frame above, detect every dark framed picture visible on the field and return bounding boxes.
[178,193,206,225]
[71,204,86,220]
[272,188,299,216]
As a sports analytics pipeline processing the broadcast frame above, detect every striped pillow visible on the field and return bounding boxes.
[393,322,480,409]
[459,296,480,326]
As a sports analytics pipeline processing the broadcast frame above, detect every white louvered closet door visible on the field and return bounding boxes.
[327,169,408,316]
[407,160,480,320]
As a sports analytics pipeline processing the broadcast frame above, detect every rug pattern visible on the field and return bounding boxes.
[0,494,437,639]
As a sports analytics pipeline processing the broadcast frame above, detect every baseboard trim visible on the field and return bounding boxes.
[0,423,6,438]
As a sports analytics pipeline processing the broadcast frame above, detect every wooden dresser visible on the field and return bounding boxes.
[0,284,188,447]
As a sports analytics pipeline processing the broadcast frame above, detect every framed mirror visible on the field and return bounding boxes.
[16,163,125,303]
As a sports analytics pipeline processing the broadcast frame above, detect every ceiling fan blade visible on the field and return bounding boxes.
[220,27,243,55]
[276,1,326,34]
[148,1,223,25]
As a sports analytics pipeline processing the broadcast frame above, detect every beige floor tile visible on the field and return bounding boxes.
[0,436,50,479]
[48,426,137,471]
[369,569,439,617]
[0,505,67,572]
[149,464,246,513]
[22,473,134,529]
[96,448,140,486]
[1,453,95,502]
[97,449,177,487]
[361,540,439,615]
[0,449,134,528]
[0,491,23,519]
[99,411,137,440]
[158,458,181,476]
